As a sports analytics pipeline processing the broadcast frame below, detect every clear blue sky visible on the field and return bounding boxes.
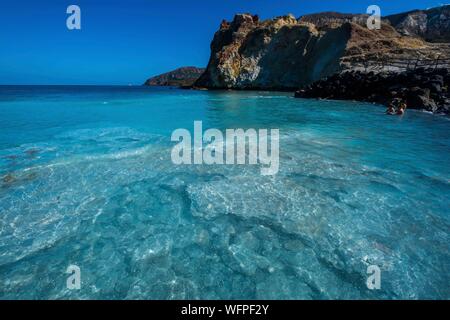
[0,0,446,85]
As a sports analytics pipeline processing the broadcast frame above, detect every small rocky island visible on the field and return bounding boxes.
[144,66,205,87]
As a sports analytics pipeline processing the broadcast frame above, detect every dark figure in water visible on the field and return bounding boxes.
[396,102,407,115]
[386,99,407,116]
[386,98,399,115]
[386,104,396,115]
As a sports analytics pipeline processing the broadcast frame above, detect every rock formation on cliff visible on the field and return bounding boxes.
[195,6,450,90]
[385,5,450,42]
[144,67,205,87]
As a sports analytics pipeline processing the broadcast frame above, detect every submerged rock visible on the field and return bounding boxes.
[2,173,16,187]
[25,148,39,158]
[132,234,172,266]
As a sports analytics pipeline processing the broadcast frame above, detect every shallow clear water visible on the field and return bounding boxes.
[0,85,449,299]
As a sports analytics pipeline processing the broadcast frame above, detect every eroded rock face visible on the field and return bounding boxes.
[388,12,428,37]
[385,5,450,42]
[196,9,448,90]
[196,14,349,90]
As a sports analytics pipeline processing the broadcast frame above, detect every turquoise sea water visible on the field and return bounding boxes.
[0,85,449,299]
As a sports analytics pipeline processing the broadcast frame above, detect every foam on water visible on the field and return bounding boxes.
[0,86,449,299]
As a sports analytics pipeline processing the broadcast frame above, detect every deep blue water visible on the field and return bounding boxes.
[0,85,449,299]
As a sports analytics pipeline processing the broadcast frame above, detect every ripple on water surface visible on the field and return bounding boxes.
[0,89,449,299]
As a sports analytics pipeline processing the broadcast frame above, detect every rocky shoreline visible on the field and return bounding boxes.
[294,68,450,115]
[143,6,450,116]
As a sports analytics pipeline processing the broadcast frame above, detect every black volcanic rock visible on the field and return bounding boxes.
[144,67,205,87]
[407,87,437,111]
[294,68,450,115]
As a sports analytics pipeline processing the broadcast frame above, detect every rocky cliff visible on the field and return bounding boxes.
[195,7,449,90]
[385,5,450,42]
[144,66,205,87]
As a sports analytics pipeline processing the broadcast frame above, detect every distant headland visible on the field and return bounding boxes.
[144,66,205,87]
